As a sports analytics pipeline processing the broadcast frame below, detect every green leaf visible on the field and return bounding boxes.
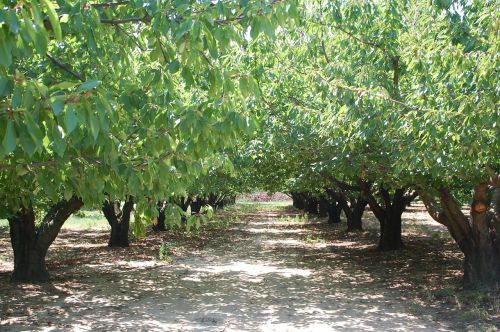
[168,60,180,74]
[51,97,65,115]
[41,0,62,40]
[52,81,78,90]
[76,80,100,93]
[239,76,250,97]
[2,121,16,154]
[63,188,73,201]
[53,130,66,156]
[250,19,261,39]
[19,132,36,156]
[181,68,195,87]
[88,112,100,141]
[0,37,12,67]
[64,105,78,134]
[0,77,13,97]
[7,10,20,34]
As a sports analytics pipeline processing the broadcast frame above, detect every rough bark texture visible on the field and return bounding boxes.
[8,197,83,282]
[103,196,134,247]
[362,185,416,251]
[344,198,368,232]
[326,189,367,231]
[420,180,500,288]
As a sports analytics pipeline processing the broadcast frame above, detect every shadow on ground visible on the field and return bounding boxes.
[0,204,498,331]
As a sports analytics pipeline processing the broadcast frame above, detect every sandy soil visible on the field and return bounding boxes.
[0,203,498,331]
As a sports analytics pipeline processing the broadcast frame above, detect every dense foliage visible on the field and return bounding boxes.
[0,0,498,287]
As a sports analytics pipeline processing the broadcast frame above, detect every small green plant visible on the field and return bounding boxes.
[74,210,86,218]
[158,242,178,263]
[304,234,323,244]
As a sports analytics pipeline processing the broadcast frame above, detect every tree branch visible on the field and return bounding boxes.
[100,15,152,25]
[90,1,130,9]
[46,53,85,81]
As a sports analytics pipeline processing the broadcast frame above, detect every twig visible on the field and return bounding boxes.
[100,15,152,25]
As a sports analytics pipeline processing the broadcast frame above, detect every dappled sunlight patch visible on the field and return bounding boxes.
[192,261,313,278]
[1,204,496,331]
[245,227,307,234]
[328,240,358,248]
[84,260,156,269]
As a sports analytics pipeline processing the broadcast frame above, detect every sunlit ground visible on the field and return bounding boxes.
[0,202,498,331]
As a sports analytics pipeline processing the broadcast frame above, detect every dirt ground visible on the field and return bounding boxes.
[0,203,499,331]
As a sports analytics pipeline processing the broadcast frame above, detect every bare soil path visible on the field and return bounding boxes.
[0,204,496,331]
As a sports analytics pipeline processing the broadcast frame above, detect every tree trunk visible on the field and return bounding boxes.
[103,196,134,247]
[293,193,305,210]
[291,193,299,208]
[306,197,318,214]
[327,201,342,224]
[9,207,48,281]
[361,184,416,251]
[191,199,203,214]
[326,190,367,231]
[318,197,329,218]
[346,198,368,232]
[464,184,500,287]
[376,190,406,251]
[8,197,83,282]
[378,210,404,250]
[153,201,166,232]
[420,182,500,288]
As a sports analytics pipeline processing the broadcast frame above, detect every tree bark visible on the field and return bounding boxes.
[8,197,83,282]
[420,182,500,288]
[326,189,367,231]
[103,196,134,247]
[377,207,404,250]
[153,201,166,232]
[362,184,416,251]
[327,200,342,223]
[346,198,368,232]
[292,193,306,210]
[306,196,318,214]
[318,197,329,218]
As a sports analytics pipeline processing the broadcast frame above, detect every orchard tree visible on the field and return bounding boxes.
[244,0,498,287]
[0,0,298,281]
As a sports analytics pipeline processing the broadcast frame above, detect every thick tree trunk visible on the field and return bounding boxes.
[327,201,342,224]
[103,196,134,247]
[8,207,48,281]
[8,197,83,282]
[326,190,367,231]
[420,182,500,288]
[361,185,416,251]
[191,199,203,214]
[306,197,318,214]
[291,193,299,208]
[464,184,500,287]
[293,193,306,210]
[378,211,404,250]
[346,198,368,232]
[318,197,329,218]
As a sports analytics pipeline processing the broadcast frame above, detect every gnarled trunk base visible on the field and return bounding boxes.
[8,197,83,282]
[103,197,134,248]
